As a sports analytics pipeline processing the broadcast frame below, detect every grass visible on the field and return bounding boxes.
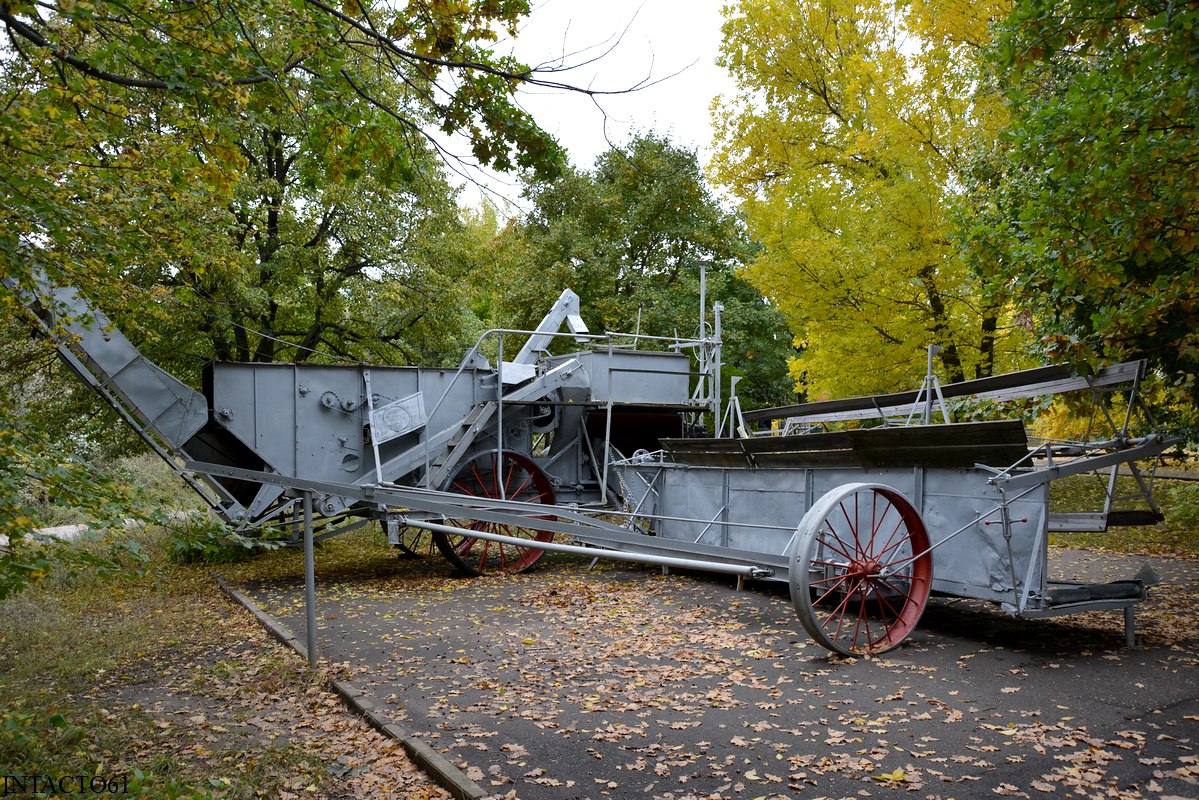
[1,527,292,797]
[1048,470,1199,556]
[0,516,444,799]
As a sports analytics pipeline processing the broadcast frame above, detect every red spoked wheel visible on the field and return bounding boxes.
[434,450,557,576]
[790,483,933,656]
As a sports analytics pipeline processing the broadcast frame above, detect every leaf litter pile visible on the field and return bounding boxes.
[93,595,450,799]
[246,548,1199,800]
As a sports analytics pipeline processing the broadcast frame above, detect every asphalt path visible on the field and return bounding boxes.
[245,549,1199,800]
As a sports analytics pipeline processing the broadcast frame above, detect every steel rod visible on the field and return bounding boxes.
[188,458,801,536]
[601,336,615,504]
[881,482,1045,575]
[399,517,770,578]
[496,336,505,501]
[992,435,1174,491]
[303,490,317,670]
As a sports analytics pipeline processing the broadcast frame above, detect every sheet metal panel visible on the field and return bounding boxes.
[44,285,209,447]
[619,459,1050,605]
[210,363,485,484]
[550,349,692,407]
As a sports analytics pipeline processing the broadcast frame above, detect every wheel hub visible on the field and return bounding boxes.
[848,558,881,578]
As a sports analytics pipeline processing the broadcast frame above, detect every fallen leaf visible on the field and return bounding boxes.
[872,768,906,783]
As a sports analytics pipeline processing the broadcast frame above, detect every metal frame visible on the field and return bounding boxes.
[12,273,1179,657]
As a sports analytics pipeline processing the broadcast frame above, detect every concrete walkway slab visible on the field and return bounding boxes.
[243,550,1199,800]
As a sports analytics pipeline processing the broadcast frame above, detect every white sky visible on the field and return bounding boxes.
[454,0,737,210]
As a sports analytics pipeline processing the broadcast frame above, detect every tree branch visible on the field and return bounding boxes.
[302,0,654,96]
[1,9,305,91]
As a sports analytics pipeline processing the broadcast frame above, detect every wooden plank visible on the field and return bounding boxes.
[664,421,1029,470]
[855,443,1030,469]
[742,431,854,454]
[843,422,1027,469]
[665,452,752,467]
[662,438,753,467]
[744,360,1145,424]
[751,449,860,469]
[665,439,749,454]
[1105,509,1164,527]
[847,420,1025,448]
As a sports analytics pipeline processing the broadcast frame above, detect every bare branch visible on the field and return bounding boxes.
[301,0,655,97]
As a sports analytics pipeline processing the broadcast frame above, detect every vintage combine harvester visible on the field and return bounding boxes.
[12,276,1177,655]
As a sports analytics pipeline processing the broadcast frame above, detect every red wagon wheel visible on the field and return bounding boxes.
[790,483,933,656]
[434,450,557,576]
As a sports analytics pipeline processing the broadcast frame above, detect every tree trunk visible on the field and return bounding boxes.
[917,265,965,383]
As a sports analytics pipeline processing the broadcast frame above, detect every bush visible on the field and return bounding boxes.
[165,515,283,565]
[0,397,151,598]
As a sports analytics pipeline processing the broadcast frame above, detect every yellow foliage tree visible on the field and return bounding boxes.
[711,0,1028,400]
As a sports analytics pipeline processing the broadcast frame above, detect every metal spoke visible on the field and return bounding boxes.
[792,483,933,656]
[433,450,557,575]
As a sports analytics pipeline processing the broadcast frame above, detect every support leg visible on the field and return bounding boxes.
[303,491,318,669]
[1124,606,1136,649]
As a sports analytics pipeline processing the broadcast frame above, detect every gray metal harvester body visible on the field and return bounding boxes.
[11,276,1177,655]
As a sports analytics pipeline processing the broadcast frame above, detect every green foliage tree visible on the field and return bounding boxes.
[1,0,575,372]
[0,0,580,590]
[476,133,795,410]
[0,0,569,292]
[133,70,483,374]
[711,0,1028,401]
[958,0,1199,406]
[0,390,151,600]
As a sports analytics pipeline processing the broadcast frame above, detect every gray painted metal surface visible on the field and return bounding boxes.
[13,274,1177,654]
[25,283,209,449]
[209,362,486,484]
[15,280,707,527]
[615,458,1053,607]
